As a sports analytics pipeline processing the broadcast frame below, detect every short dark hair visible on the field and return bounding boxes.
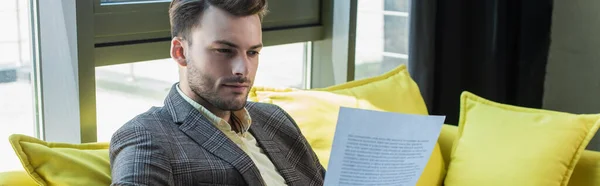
[169,0,268,41]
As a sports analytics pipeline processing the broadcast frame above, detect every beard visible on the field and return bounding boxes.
[186,61,251,111]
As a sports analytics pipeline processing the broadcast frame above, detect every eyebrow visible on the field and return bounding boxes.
[214,40,263,50]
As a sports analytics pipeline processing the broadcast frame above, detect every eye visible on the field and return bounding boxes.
[215,48,233,54]
[247,51,260,57]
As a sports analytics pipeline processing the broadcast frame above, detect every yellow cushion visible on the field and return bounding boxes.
[0,171,37,186]
[8,134,111,186]
[445,92,600,186]
[250,65,446,186]
[439,123,600,186]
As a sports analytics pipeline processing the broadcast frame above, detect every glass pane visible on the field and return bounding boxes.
[95,59,177,142]
[0,0,36,172]
[383,15,409,54]
[384,0,410,12]
[96,42,307,142]
[255,42,307,89]
[355,0,410,80]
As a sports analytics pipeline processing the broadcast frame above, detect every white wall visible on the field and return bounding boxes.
[545,0,600,151]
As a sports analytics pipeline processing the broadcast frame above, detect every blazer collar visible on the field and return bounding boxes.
[164,84,196,124]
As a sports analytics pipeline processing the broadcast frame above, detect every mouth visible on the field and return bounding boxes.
[222,84,249,93]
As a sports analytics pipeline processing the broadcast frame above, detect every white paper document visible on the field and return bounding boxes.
[323,107,446,186]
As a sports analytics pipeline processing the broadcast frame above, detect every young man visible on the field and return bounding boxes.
[109,0,326,185]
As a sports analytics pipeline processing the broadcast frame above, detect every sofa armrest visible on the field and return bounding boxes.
[569,150,600,186]
[438,124,458,169]
[0,171,37,186]
[438,124,600,186]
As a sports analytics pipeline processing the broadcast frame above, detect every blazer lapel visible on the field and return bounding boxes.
[163,84,265,186]
[248,108,302,185]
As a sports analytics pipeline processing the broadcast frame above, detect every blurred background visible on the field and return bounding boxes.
[1,0,599,172]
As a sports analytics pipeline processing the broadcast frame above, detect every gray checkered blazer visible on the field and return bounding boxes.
[109,84,326,186]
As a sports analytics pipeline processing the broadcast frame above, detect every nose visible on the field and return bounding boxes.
[232,55,250,76]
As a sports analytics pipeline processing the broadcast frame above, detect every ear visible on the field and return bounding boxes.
[171,37,187,67]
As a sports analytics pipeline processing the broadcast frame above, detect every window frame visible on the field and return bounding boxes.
[93,0,171,46]
[94,26,324,67]
[92,0,326,67]
[31,0,97,143]
[94,0,170,13]
[311,0,357,88]
[33,0,362,143]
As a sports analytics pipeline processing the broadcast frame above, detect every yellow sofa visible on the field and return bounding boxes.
[1,124,599,185]
[2,65,599,185]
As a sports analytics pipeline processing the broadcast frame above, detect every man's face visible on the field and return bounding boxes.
[184,6,262,111]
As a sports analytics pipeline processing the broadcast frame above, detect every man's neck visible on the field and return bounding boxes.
[179,84,231,122]
[206,106,231,122]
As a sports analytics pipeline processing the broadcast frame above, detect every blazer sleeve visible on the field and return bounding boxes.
[109,124,174,186]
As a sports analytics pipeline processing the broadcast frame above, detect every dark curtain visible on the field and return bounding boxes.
[409,0,553,125]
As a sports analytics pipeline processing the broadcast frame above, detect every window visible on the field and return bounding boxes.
[85,0,324,142]
[0,0,37,172]
[26,0,384,144]
[255,42,309,89]
[95,42,309,142]
[95,59,177,142]
[354,0,410,80]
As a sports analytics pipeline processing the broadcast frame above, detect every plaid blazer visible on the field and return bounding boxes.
[109,84,326,186]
